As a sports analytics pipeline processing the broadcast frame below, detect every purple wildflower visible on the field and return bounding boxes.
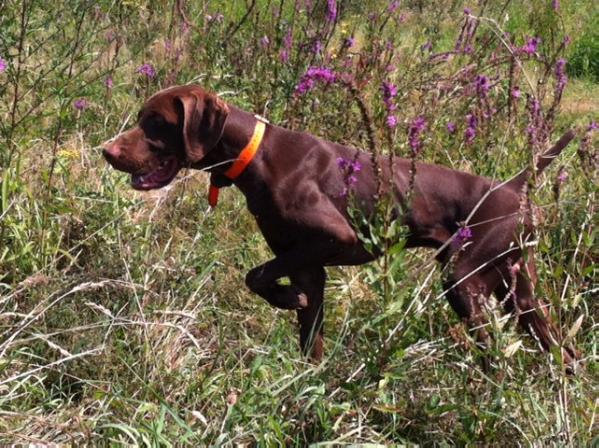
[511,86,521,99]
[336,157,349,169]
[447,122,456,134]
[337,157,362,197]
[521,37,540,56]
[343,36,355,48]
[552,0,559,11]
[465,113,477,144]
[588,121,598,132]
[382,81,399,127]
[280,30,293,63]
[136,63,156,79]
[326,0,337,22]
[526,97,542,149]
[104,76,113,89]
[336,158,361,172]
[530,97,541,116]
[260,35,270,47]
[463,7,472,15]
[408,116,427,154]
[0,57,7,73]
[381,81,398,110]
[453,226,472,248]
[386,115,398,128]
[295,66,337,95]
[388,1,400,13]
[73,98,89,111]
[555,58,567,94]
[474,74,490,98]
[557,168,568,183]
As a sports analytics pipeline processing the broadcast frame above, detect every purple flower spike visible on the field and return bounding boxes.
[386,115,398,128]
[511,86,521,99]
[588,121,598,132]
[408,116,427,154]
[136,63,156,79]
[295,66,337,95]
[557,168,568,183]
[0,57,7,73]
[337,157,362,196]
[463,7,472,15]
[105,76,113,89]
[260,35,270,47]
[453,226,473,248]
[521,37,540,56]
[388,1,400,13]
[464,113,477,144]
[280,30,293,63]
[475,75,490,98]
[73,98,89,111]
[447,122,456,134]
[555,58,568,93]
[552,0,560,11]
[344,36,355,48]
[326,0,337,22]
[336,157,349,170]
[382,81,398,99]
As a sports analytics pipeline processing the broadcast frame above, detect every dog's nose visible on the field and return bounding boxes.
[102,142,121,162]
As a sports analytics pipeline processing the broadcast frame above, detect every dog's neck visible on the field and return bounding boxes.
[196,105,261,176]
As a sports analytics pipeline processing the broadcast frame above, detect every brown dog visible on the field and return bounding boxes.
[103,85,578,370]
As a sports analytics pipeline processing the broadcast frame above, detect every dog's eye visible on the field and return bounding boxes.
[145,115,166,129]
[141,115,169,139]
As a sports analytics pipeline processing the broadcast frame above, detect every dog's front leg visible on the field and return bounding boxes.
[246,263,326,361]
[244,235,345,309]
[245,242,343,361]
[291,267,326,361]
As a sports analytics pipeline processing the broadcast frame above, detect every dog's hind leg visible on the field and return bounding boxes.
[494,259,579,372]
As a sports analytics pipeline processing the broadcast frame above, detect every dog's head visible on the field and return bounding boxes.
[103,85,229,190]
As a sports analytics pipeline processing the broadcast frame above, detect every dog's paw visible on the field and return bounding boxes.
[296,292,308,309]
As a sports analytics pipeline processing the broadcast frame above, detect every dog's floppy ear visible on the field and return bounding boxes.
[176,91,229,163]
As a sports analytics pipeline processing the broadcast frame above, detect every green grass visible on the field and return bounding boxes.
[0,0,597,445]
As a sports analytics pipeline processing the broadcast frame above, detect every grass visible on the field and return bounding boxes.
[0,0,597,445]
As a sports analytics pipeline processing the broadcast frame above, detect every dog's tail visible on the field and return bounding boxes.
[506,129,576,190]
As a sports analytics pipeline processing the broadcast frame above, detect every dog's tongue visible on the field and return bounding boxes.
[131,157,179,190]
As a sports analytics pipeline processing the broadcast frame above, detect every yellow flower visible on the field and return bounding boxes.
[58,148,79,160]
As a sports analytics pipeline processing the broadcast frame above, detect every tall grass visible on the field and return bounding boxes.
[0,0,596,445]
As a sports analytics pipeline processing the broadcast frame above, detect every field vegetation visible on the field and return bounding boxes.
[0,0,597,445]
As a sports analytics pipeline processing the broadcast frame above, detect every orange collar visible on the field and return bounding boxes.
[208,120,266,207]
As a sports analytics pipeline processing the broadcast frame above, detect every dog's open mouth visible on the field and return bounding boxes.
[131,156,180,190]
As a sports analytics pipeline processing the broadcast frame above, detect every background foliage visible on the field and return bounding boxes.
[0,0,596,445]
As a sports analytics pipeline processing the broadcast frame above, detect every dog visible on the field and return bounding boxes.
[103,84,578,371]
